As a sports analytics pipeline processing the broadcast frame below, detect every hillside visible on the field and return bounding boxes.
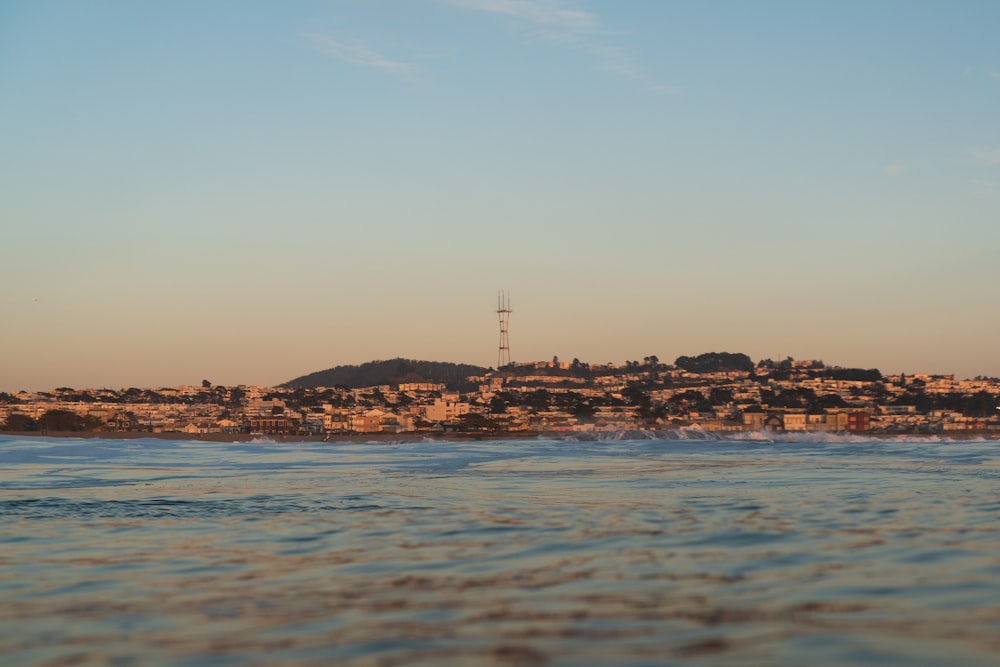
[281,358,488,390]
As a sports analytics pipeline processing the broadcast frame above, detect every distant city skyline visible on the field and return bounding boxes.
[2,1,998,392]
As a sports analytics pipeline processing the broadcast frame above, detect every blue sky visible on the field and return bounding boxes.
[2,1,999,391]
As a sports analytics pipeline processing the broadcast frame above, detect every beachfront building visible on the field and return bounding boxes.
[422,398,471,423]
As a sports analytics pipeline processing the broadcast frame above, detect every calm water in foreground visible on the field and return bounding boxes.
[1,433,998,666]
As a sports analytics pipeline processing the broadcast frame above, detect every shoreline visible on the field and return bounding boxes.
[0,429,542,443]
[3,428,999,443]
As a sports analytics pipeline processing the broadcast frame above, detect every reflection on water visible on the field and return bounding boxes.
[1,435,999,666]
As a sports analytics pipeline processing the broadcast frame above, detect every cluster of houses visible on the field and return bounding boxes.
[2,360,999,436]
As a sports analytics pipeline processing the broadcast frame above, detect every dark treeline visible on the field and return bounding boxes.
[4,409,103,432]
[674,352,754,373]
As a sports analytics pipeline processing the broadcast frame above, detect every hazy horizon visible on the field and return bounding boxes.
[3,1,998,392]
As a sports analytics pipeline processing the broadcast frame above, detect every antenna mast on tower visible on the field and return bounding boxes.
[496,290,512,368]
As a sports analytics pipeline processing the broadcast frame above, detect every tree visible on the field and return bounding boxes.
[228,386,246,407]
[569,358,592,378]
[456,413,498,432]
[669,390,713,413]
[2,413,35,431]
[825,367,883,382]
[489,395,509,414]
[708,387,735,405]
[523,389,551,412]
[36,409,98,432]
[623,385,666,423]
[202,379,212,388]
[768,387,817,408]
[571,400,595,419]
[963,391,999,418]
[816,393,848,409]
[675,352,754,374]
[892,387,934,412]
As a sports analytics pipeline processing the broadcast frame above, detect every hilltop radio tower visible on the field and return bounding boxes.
[496,290,512,368]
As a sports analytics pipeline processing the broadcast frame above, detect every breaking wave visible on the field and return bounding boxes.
[548,428,994,444]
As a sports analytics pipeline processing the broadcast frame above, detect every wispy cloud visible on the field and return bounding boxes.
[884,163,907,175]
[444,0,596,37]
[304,33,414,76]
[989,70,1000,80]
[970,148,1000,166]
[443,0,639,79]
[587,43,637,78]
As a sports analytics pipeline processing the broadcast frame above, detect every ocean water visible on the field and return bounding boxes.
[1,433,998,667]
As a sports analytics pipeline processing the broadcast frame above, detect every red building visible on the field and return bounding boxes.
[846,412,870,431]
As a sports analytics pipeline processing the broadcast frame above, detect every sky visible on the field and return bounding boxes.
[2,0,999,391]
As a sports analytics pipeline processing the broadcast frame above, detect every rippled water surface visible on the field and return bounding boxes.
[2,434,999,666]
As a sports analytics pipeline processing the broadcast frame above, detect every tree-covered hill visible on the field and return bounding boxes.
[674,352,755,373]
[281,359,488,390]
